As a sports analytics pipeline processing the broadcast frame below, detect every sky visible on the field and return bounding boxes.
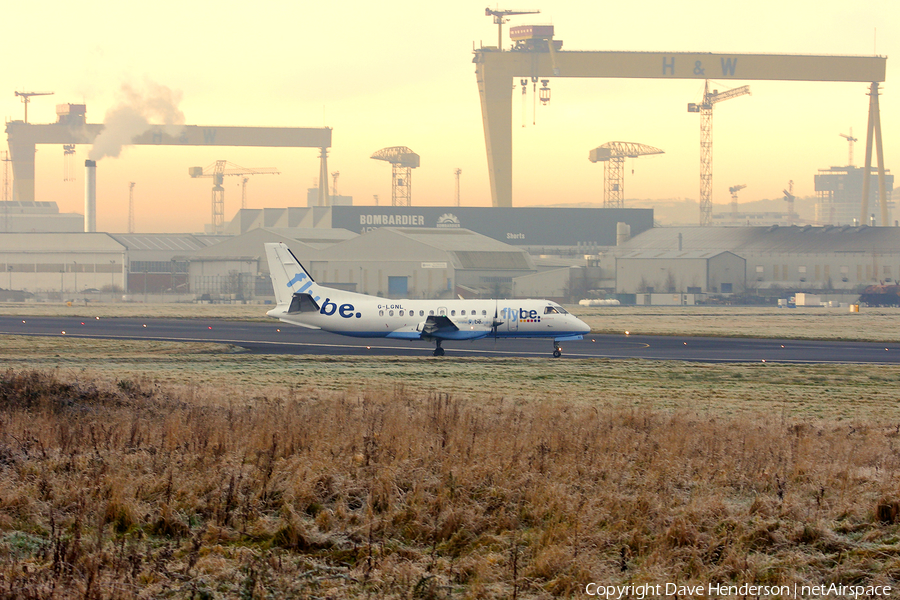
[2,0,897,232]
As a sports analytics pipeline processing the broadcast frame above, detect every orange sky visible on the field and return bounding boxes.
[3,0,897,232]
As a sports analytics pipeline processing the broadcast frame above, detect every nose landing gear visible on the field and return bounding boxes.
[552,341,562,358]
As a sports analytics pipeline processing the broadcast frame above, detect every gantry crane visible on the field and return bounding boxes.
[14,91,54,124]
[840,128,857,167]
[729,184,746,217]
[371,147,420,206]
[189,161,279,233]
[588,142,664,208]
[687,81,750,225]
[485,7,540,49]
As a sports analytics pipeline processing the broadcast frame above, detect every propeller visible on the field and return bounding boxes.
[490,307,504,338]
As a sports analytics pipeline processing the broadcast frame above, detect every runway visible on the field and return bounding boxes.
[1,315,899,363]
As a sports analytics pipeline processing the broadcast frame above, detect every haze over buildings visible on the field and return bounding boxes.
[2,0,897,232]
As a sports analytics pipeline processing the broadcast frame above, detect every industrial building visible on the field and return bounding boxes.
[225,205,654,251]
[815,166,894,226]
[603,225,900,300]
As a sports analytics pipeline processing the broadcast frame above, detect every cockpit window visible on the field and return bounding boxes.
[544,307,560,314]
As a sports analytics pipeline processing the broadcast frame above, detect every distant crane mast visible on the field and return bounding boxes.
[840,128,857,167]
[688,81,750,225]
[454,168,462,206]
[783,180,796,225]
[331,171,340,197]
[729,184,747,217]
[128,182,136,234]
[14,91,53,124]
[189,161,279,233]
[588,142,664,208]
[1,151,10,232]
[485,7,540,49]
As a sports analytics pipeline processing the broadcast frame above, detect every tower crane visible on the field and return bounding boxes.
[729,184,747,217]
[783,180,796,225]
[840,128,857,166]
[371,147,420,206]
[14,91,54,124]
[189,161,279,234]
[485,7,540,49]
[588,142,664,208]
[687,81,750,225]
[331,171,340,197]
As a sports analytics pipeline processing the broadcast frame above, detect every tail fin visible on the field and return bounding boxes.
[264,242,324,306]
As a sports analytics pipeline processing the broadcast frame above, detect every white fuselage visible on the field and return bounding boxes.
[269,293,589,341]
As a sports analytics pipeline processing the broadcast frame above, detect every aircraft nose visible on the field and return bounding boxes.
[576,317,591,334]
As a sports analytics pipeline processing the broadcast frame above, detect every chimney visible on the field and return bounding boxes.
[84,160,97,232]
[616,222,631,246]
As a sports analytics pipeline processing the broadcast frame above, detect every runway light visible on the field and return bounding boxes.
[143,324,147,328]
[592,339,595,342]
[366,346,371,349]
[762,359,766,363]
[781,345,785,348]
[683,342,687,345]
[81,322,85,325]
[61,331,65,335]
[208,326,212,329]
[95,317,100,320]
[22,320,25,323]
[625,331,630,335]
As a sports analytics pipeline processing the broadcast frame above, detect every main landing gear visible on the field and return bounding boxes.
[433,340,445,357]
[552,341,562,358]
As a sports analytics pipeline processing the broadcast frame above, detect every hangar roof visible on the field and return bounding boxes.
[109,234,222,252]
[0,232,124,253]
[621,226,900,254]
[322,228,534,271]
[617,249,741,260]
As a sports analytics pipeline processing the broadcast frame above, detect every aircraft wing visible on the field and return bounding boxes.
[386,315,492,341]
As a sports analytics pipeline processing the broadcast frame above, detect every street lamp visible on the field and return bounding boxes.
[110,260,115,294]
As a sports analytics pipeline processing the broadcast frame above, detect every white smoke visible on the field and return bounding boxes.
[89,82,186,161]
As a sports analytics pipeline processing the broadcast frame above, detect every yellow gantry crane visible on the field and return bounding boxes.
[189,161,279,234]
[687,81,750,226]
[589,142,664,208]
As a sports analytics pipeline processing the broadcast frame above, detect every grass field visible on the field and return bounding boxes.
[2,305,900,597]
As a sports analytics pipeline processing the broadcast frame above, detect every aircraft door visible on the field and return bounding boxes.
[505,306,518,332]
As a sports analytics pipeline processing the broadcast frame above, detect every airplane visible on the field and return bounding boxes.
[264,242,591,357]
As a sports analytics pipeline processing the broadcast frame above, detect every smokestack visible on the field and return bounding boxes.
[85,160,96,232]
[616,222,631,246]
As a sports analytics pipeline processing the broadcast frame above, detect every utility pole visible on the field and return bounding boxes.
[128,182,136,233]
[454,168,462,206]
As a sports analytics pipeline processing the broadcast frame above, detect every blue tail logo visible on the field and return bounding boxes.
[287,273,307,287]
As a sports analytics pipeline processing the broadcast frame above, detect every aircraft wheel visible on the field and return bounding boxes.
[434,347,445,357]
[553,349,561,358]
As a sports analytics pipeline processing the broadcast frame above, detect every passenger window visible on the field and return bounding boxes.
[379,310,384,316]
[399,310,404,317]
[451,310,456,316]
[461,310,466,316]
[429,310,434,316]
[389,310,394,317]
[419,310,424,316]
[482,310,487,316]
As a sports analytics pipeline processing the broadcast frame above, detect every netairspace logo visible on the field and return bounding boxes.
[583,582,893,598]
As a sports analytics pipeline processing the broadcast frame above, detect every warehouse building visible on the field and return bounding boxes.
[606,225,900,298]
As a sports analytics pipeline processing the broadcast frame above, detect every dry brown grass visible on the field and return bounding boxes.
[2,367,900,598]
